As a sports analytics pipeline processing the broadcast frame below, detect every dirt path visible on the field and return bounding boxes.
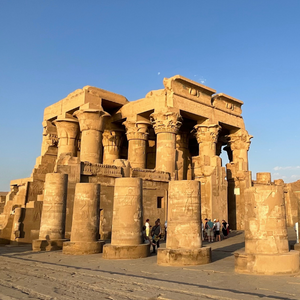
[0,230,299,300]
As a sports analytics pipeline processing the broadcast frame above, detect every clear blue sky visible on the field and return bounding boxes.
[1,1,300,191]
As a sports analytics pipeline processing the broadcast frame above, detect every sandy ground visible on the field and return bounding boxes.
[0,229,299,300]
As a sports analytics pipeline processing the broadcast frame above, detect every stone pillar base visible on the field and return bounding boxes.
[32,239,68,252]
[234,250,299,275]
[293,243,300,251]
[103,244,150,259]
[157,247,211,266]
[62,241,105,255]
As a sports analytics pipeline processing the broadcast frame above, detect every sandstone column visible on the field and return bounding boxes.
[102,130,123,165]
[227,128,253,230]
[54,117,79,158]
[150,110,182,176]
[74,108,110,164]
[103,178,150,259]
[176,132,191,180]
[123,120,150,169]
[235,173,299,275]
[157,180,211,266]
[63,183,104,254]
[10,207,25,245]
[192,122,227,222]
[32,173,68,251]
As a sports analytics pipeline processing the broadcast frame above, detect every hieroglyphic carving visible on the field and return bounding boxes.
[150,111,182,134]
[81,162,122,177]
[130,168,170,182]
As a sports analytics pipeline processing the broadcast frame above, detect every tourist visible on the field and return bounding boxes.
[206,219,214,242]
[222,220,228,239]
[151,220,161,253]
[145,219,151,239]
[215,219,221,241]
[213,219,217,239]
[201,220,204,241]
[204,218,208,241]
[294,221,299,244]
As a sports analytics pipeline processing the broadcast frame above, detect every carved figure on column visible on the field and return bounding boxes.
[123,120,150,169]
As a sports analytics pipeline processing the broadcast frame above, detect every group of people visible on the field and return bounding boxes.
[202,219,229,242]
[143,218,165,254]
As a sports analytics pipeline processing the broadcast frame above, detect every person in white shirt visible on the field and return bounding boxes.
[215,219,221,241]
[295,222,299,244]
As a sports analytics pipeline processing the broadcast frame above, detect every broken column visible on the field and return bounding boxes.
[74,106,110,164]
[63,183,104,254]
[150,109,182,176]
[192,122,227,222]
[32,173,68,251]
[157,180,211,266]
[227,128,253,230]
[235,173,299,275]
[103,178,149,259]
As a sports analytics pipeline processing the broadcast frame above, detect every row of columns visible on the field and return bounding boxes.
[44,108,252,177]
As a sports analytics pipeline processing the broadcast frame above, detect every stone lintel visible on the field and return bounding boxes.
[44,86,127,121]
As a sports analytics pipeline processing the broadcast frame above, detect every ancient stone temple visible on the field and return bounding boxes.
[0,75,253,246]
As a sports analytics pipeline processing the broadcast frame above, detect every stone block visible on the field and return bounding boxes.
[102,244,150,259]
[157,247,211,266]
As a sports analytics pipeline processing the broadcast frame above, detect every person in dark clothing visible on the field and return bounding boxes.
[222,220,229,239]
[151,220,161,253]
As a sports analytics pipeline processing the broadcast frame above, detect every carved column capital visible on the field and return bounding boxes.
[192,123,220,144]
[54,117,79,140]
[102,130,123,147]
[150,111,182,134]
[227,129,253,151]
[74,109,110,132]
[123,120,150,141]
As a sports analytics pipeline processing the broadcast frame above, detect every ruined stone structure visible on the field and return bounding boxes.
[235,173,299,275]
[0,75,252,247]
[157,180,211,266]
